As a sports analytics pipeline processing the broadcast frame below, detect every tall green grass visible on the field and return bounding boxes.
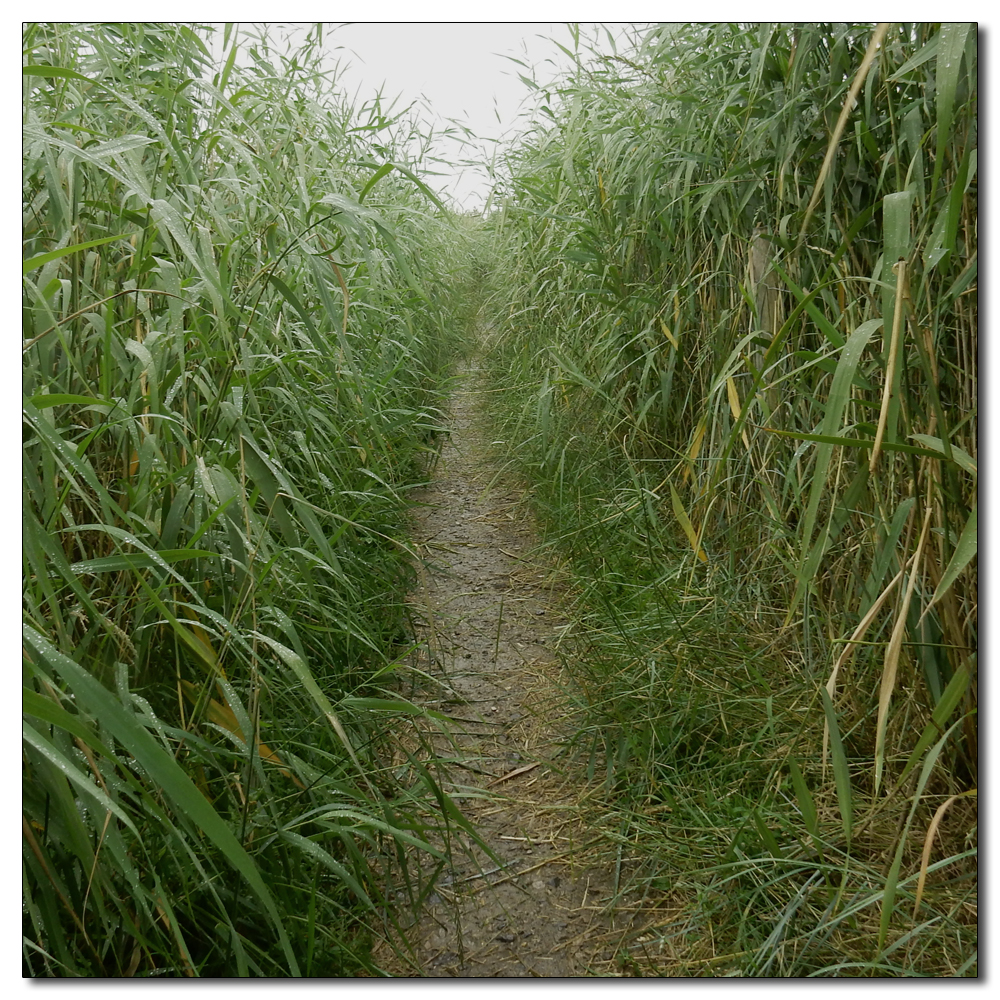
[483,22,976,975]
[23,22,474,976]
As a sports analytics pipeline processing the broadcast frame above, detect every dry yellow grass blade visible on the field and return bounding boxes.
[669,481,708,563]
[726,376,751,450]
[875,506,934,795]
[799,22,890,240]
[870,258,908,473]
[180,680,304,788]
[682,417,707,484]
[913,789,977,917]
[659,318,679,351]
[823,565,905,771]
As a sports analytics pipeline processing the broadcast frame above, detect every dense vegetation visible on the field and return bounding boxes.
[24,21,976,978]
[481,22,977,975]
[23,22,472,976]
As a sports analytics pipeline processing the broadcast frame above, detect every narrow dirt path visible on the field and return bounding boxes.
[375,361,644,977]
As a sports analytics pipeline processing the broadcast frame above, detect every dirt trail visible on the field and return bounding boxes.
[376,361,644,977]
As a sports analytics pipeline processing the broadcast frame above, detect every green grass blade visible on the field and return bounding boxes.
[820,687,852,851]
[23,234,129,275]
[927,503,977,610]
[23,625,302,976]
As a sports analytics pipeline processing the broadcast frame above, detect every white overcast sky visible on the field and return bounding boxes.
[255,21,638,210]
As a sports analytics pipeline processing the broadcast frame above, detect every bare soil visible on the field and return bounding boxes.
[374,362,648,977]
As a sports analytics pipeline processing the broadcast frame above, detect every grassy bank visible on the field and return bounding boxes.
[23,22,474,976]
[481,22,977,976]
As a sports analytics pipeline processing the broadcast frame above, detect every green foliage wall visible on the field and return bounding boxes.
[23,22,467,976]
[484,22,976,974]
